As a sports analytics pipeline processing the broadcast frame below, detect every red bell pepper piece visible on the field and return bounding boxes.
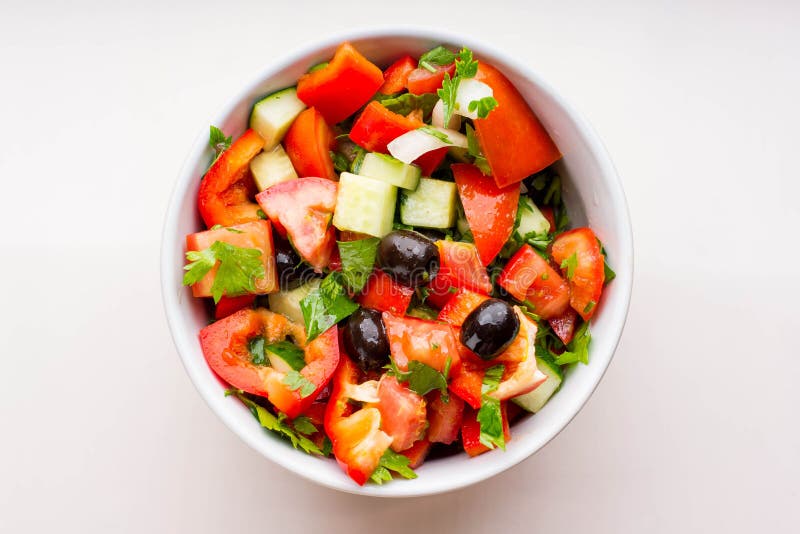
[434,240,492,295]
[551,228,605,320]
[379,55,416,94]
[214,294,256,320]
[283,107,336,180]
[406,63,456,95]
[427,391,464,444]
[448,356,484,410]
[540,205,556,233]
[549,307,578,345]
[381,312,460,373]
[437,288,490,327]
[452,163,521,265]
[461,403,511,457]
[424,280,456,309]
[497,244,570,319]
[197,128,264,228]
[296,42,384,125]
[357,269,414,315]
[400,438,432,469]
[473,62,561,188]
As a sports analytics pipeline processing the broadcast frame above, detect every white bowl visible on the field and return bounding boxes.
[161,28,633,497]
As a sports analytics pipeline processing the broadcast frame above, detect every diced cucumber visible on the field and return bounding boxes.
[333,172,397,237]
[249,87,306,151]
[515,197,550,239]
[250,144,298,192]
[267,279,321,325]
[359,153,421,190]
[400,178,457,228]
[512,355,563,413]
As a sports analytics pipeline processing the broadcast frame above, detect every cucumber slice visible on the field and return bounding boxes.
[250,144,298,192]
[267,279,321,324]
[515,197,550,239]
[359,153,421,190]
[400,178,457,229]
[512,355,563,413]
[249,87,306,151]
[333,172,397,237]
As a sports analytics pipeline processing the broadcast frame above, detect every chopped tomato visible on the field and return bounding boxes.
[406,63,456,95]
[382,313,460,373]
[296,42,384,125]
[379,55,416,94]
[427,391,464,444]
[437,288,490,327]
[452,163,520,265]
[198,128,264,227]
[425,281,457,309]
[401,439,432,469]
[325,355,393,485]
[255,177,337,272]
[214,294,256,320]
[283,107,336,180]
[414,148,448,176]
[549,307,578,344]
[540,205,556,233]
[448,352,484,410]
[551,228,605,320]
[497,244,570,319]
[185,220,278,298]
[435,240,492,295]
[473,62,561,188]
[461,403,511,457]
[357,269,414,315]
[372,375,427,452]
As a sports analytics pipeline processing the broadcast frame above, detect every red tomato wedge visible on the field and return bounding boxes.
[497,244,570,319]
[425,281,457,309]
[214,294,256,320]
[255,177,337,272]
[185,220,278,298]
[448,356,484,409]
[357,269,414,315]
[198,128,264,227]
[372,375,427,452]
[379,55,416,94]
[325,356,393,485]
[407,63,456,95]
[452,163,520,265]
[296,42,384,125]
[540,205,556,233]
[437,288,490,327]
[427,391,464,444]
[401,439,432,469]
[549,307,578,345]
[434,240,492,295]
[283,107,336,180]
[461,403,511,457]
[382,313,460,373]
[473,63,561,188]
[551,228,605,320]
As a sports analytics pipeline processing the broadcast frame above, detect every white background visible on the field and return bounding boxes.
[1,0,798,532]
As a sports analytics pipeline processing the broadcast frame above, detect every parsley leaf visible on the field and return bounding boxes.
[291,416,318,436]
[265,341,306,371]
[599,242,616,284]
[455,47,478,78]
[554,320,591,365]
[225,390,323,455]
[477,364,506,450]
[330,150,350,173]
[437,73,459,127]
[560,252,578,281]
[182,241,265,303]
[369,448,417,484]
[465,124,492,175]
[337,238,379,292]
[386,358,450,399]
[418,46,456,69]
[419,125,451,143]
[209,125,232,157]
[482,364,504,395]
[282,370,316,398]
[248,337,268,366]
[300,272,359,341]
[374,92,439,119]
[468,96,498,119]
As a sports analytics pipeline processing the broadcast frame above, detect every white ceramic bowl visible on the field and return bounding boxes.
[161,28,633,497]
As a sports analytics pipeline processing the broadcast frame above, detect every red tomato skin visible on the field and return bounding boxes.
[379,55,416,94]
[283,107,336,180]
[185,220,278,298]
[461,403,511,457]
[540,205,556,233]
[448,355,484,410]
[437,288,490,327]
[473,63,561,188]
[255,177,337,272]
[401,439,432,469]
[296,42,384,125]
[551,228,605,321]
[198,128,264,228]
[427,391,465,444]
[452,163,520,265]
[214,294,256,320]
[549,307,578,345]
[381,313,460,373]
[497,244,570,319]
[357,269,414,315]
[373,375,427,452]
[406,63,456,95]
[425,280,456,309]
[435,240,492,295]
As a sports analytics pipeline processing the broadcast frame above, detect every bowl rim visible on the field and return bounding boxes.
[160,25,634,497]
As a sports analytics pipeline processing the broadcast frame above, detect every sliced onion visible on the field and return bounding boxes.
[432,99,462,130]
[454,78,494,120]
[344,380,380,403]
[388,127,468,164]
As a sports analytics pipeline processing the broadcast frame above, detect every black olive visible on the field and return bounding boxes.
[274,236,320,289]
[460,299,520,360]
[342,308,390,372]
[377,230,440,287]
